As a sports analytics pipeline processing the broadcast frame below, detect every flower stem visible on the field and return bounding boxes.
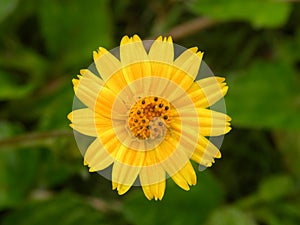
[0,130,73,148]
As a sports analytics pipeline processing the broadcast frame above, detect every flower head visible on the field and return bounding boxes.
[68,35,231,200]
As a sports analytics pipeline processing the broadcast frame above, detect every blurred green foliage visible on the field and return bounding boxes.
[190,0,292,28]
[0,0,300,225]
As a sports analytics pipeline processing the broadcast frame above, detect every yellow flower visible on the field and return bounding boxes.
[68,35,231,200]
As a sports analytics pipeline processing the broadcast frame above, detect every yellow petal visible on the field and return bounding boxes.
[73,70,104,110]
[141,185,154,200]
[93,47,122,82]
[94,86,121,119]
[149,36,174,65]
[80,69,105,84]
[120,34,148,66]
[98,129,118,152]
[121,62,152,94]
[144,62,175,96]
[140,160,166,200]
[191,135,221,167]
[176,107,231,136]
[170,119,221,166]
[112,142,145,192]
[141,180,166,201]
[93,47,130,95]
[115,184,132,195]
[171,161,197,191]
[170,118,198,157]
[112,181,131,195]
[197,76,225,86]
[84,138,115,171]
[146,36,175,91]
[149,47,198,91]
[143,76,185,104]
[67,108,97,137]
[157,136,190,178]
[120,35,151,93]
[197,109,231,136]
[177,76,228,109]
[112,161,141,195]
[195,76,228,108]
[72,78,79,92]
[174,47,201,74]
[113,135,146,166]
[140,154,165,183]
[73,70,104,93]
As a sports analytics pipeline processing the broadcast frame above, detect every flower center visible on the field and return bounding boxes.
[128,96,172,140]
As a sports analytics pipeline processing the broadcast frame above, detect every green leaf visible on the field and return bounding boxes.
[226,60,300,130]
[253,199,300,225]
[0,148,40,209]
[0,0,19,23]
[205,207,257,225]
[123,171,224,225]
[276,29,300,65]
[38,0,113,68]
[0,121,23,140]
[37,81,74,130]
[273,131,300,178]
[190,0,291,28]
[1,192,107,225]
[0,122,39,209]
[0,70,34,100]
[37,148,80,188]
[257,174,294,202]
